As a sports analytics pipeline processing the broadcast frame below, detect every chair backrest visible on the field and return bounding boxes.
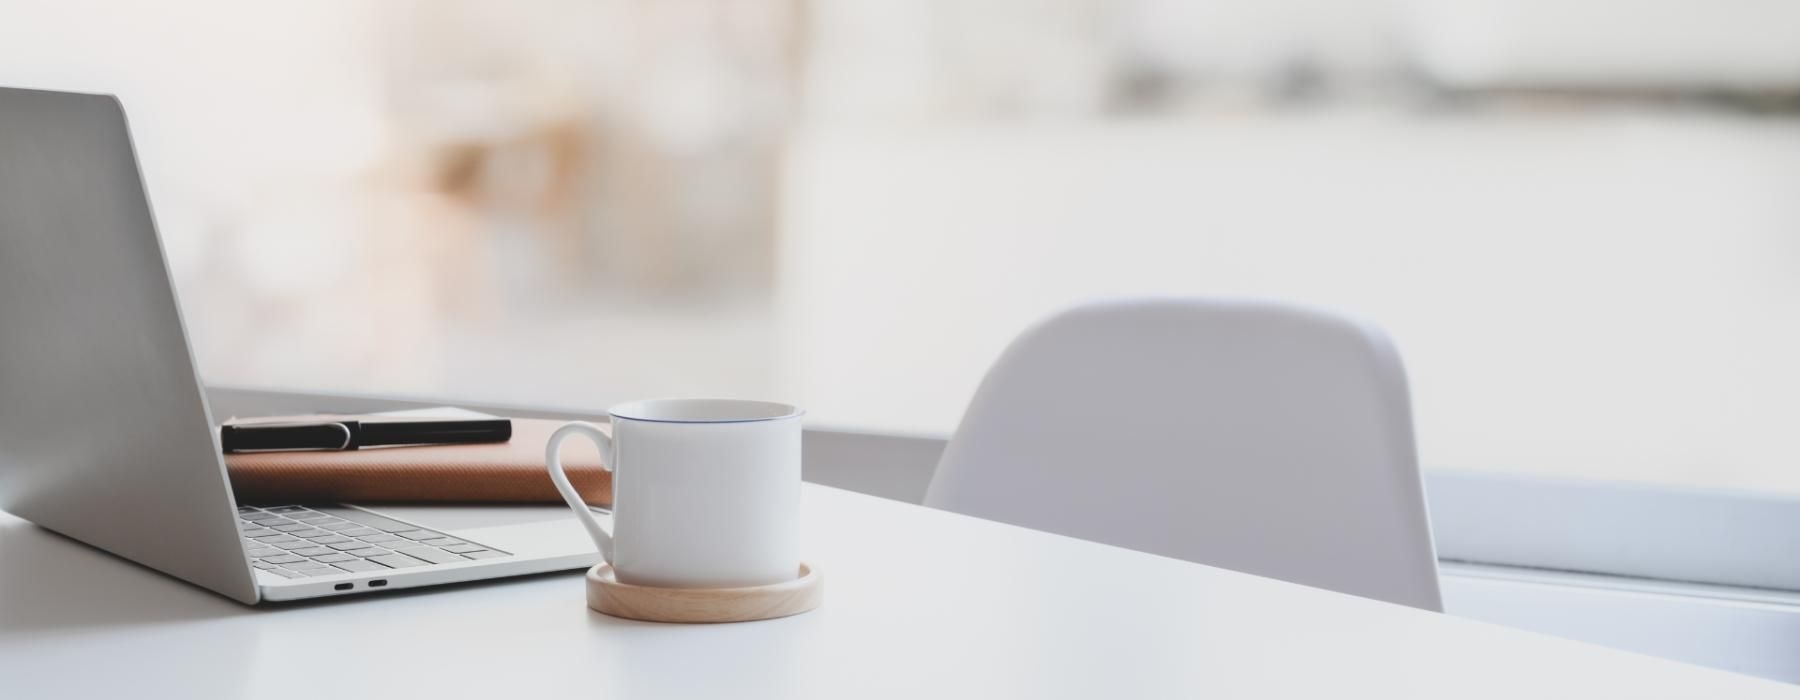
[926,298,1442,610]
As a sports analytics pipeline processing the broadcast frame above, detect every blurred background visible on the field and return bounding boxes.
[2,0,1797,492]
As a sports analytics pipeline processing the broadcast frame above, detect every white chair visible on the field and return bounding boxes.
[925,298,1442,610]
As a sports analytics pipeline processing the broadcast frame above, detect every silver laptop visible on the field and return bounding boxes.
[0,87,601,603]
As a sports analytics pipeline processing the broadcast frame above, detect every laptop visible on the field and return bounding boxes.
[0,87,601,603]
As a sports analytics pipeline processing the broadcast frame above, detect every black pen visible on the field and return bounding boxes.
[220,418,513,453]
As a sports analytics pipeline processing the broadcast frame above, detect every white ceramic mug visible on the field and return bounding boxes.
[544,398,803,588]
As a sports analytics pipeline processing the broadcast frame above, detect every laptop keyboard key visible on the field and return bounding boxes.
[418,537,462,547]
[286,560,330,570]
[332,559,386,573]
[274,540,317,550]
[261,554,305,564]
[270,523,312,533]
[440,544,486,554]
[356,533,402,544]
[246,548,281,558]
[340,527,380,537]
[396,530,439,541]
[290,547,334,557]
[462,550,508,560]
[313,553,357,563]
[286,529,329,538]
[329,542,376,551]
[314,507,424,533]
[368,553,429,568]
[265,568,305,579]
[308,535,352,545]
[394,546,466,565]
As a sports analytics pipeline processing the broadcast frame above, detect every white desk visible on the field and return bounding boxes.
[0,485,1789,698]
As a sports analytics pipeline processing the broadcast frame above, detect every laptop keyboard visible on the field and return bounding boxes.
[238,505,509,579]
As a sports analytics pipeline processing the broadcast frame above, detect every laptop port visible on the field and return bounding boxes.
[333,583,352,591]
[368,579,388,588]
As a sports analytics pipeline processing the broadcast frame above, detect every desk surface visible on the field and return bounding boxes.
[0,485,1789,698]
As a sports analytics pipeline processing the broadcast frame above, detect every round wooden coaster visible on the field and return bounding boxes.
[586,562,822,623]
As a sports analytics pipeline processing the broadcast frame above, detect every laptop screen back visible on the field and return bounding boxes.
[0,87,255,603]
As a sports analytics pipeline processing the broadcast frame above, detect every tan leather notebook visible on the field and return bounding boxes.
[225,417,611,505]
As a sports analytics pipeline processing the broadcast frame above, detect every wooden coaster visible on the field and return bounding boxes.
[586,563,822,623]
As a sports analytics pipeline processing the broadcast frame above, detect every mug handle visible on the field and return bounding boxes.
[545,421,615,562]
